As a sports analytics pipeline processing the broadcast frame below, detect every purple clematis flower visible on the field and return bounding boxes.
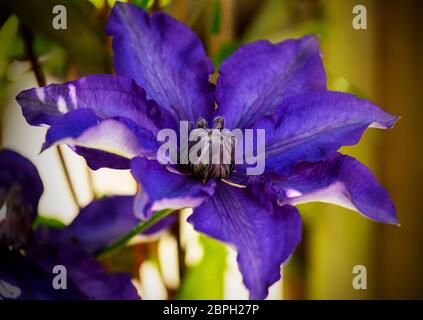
[16,2,398,299]
[0,149,140,300]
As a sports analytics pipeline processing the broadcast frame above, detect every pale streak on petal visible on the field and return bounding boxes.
[68,84,77,108]
[57,96,68,113]
[280,181,356,212]
[35,87,45,103]
[285,188,302,198]
[47,120,142,159]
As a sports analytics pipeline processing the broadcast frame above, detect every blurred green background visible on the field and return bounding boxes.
[0,0,422,299]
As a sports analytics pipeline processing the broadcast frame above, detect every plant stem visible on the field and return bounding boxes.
[56,146,80,209]
[19,23,46,86]
[19,23,81,209]
[96,209,174,258]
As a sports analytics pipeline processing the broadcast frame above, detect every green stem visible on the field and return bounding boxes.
[96,209,174,258]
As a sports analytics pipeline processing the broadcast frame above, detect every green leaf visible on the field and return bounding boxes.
[178,235,227,299]
[8,0,109,74]
[210,0,222,34]
[0,15,19,78]
[33,215,66,230]
[132,0,155,10]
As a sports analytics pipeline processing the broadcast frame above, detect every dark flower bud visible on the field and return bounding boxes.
[182,117,236,183]
[0,185,33,250]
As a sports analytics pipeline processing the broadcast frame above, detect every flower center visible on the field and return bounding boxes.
[180,117,236,182]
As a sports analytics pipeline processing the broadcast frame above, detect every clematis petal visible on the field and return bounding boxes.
[216,36,326,129]
[16,74,176,133]
[270,153,398,224]
[131,157,215,219]
[16,74,176,169]
[69,147,130,170]
[25,244,140,300]
[107,2,215,122]
[47,196,176,254]
[254,91,398,175]
[188,182,302,299]
[41,108,159,162]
